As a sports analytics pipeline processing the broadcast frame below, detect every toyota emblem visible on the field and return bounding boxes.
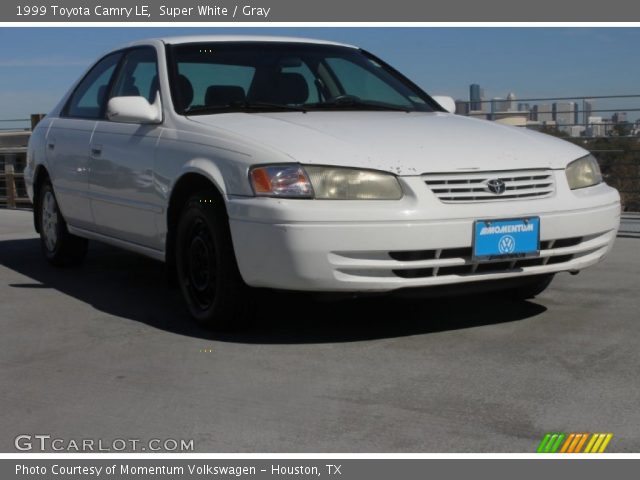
[486,179,506,195]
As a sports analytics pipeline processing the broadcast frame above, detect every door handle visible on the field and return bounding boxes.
[47,143,55,150]
[90,145,103,156]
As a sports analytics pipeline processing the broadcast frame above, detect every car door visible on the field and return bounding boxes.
[47,52,122,230]
[88,47,164,250]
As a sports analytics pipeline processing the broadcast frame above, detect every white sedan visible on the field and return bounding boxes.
[25,35,621,328]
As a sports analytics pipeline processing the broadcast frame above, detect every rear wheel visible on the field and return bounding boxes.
[175,193,250,329]
[505,274,555,299]
[38,181,88,266]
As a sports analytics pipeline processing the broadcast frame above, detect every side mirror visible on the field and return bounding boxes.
[106,94,162,124]
[432,95,456,114]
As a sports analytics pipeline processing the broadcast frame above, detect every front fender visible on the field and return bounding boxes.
[25,121,52,202]
[175,159,228,198]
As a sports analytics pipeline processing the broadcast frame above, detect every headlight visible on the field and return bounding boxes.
[249,164,403,200]
[305,166,403,199]
[565,154,603,190]
[249,165,313,198]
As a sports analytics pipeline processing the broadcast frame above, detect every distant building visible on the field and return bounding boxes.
[516,103,532,120]
[560,125,586,137]
[603,118,614,136]
[611,112,630,135]
[468,110,488,120]
[525,120,542,130]
[553,102,576,126]
[469,84,484,111]
[491,97,509,119]
[583,99,594,125]
[506,92,517,111]
[533,104,553,123]
[494,112,529,126]
[612,112,628,123]
[586,116,605,137]
[455,100,470,115]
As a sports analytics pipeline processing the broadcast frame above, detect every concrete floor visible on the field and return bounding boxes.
[1,209,639,452]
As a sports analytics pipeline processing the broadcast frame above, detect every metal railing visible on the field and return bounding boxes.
[458,94,640,210]
[458,93,640,137]
[0,146,30,208]
[619,213,640,238]
[573,140,640,211]
[0,115,40,208]
[0,118,31,131]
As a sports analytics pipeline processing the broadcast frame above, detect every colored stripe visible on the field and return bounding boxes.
[569,433,582,453]
[539,432,613,454]
[544,433,558,453]
[584,433,598,453]
[537,433,553,453]
[560,434,575,453]
[549,433,566,453]
[545,434,560,453]
[567,434,582,453]
[597,434,613,453]
[574,433,589,453]
[591,434,606,453]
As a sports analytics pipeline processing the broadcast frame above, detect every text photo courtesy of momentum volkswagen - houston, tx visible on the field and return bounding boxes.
[1,2,640,478]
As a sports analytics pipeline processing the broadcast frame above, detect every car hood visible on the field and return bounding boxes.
[188,111,587,175]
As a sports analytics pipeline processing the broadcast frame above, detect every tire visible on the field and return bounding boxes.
[175,192,250,329]
[38,180,88,267]
[505,274,555,299]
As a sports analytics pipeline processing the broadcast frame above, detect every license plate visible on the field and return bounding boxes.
[473,217,540,259]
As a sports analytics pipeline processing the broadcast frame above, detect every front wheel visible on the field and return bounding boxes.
[38,181,88,266]
[175,193,250,329]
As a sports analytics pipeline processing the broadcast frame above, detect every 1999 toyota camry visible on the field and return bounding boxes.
[25,36,621,328]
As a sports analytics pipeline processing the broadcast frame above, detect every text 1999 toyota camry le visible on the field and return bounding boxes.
[25,36,621,328]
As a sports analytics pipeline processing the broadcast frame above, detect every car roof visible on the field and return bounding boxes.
[121,35,358,49]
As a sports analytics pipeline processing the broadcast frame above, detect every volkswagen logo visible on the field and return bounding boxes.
[498,235,516,254]
[486,178,506,195]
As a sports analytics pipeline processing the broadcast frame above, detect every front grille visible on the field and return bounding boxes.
[332,231,613,281]
[423,169,555,203]
[390,235,597,278]
[389,236,594,278]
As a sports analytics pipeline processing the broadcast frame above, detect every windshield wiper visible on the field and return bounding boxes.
[184,101,306,115]
[244,101,307,112]
[184,98,409,115]
[304,97,411,112]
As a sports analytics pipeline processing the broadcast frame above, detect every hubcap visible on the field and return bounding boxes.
[189,235,211,291]
[41,191,58,252]
[183,219,217,310]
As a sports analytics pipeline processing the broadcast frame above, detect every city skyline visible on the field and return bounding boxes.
[456,83,637,137]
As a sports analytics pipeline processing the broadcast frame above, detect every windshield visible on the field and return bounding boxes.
[166,42,441,114]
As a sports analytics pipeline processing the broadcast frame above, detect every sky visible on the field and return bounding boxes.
[1,27,640,128]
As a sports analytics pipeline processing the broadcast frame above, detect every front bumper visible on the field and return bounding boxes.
[227,176,621,292]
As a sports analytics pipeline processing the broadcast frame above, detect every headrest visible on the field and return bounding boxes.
[121,77,140,97]
[273,73,308,105]
[177,74,194,110]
